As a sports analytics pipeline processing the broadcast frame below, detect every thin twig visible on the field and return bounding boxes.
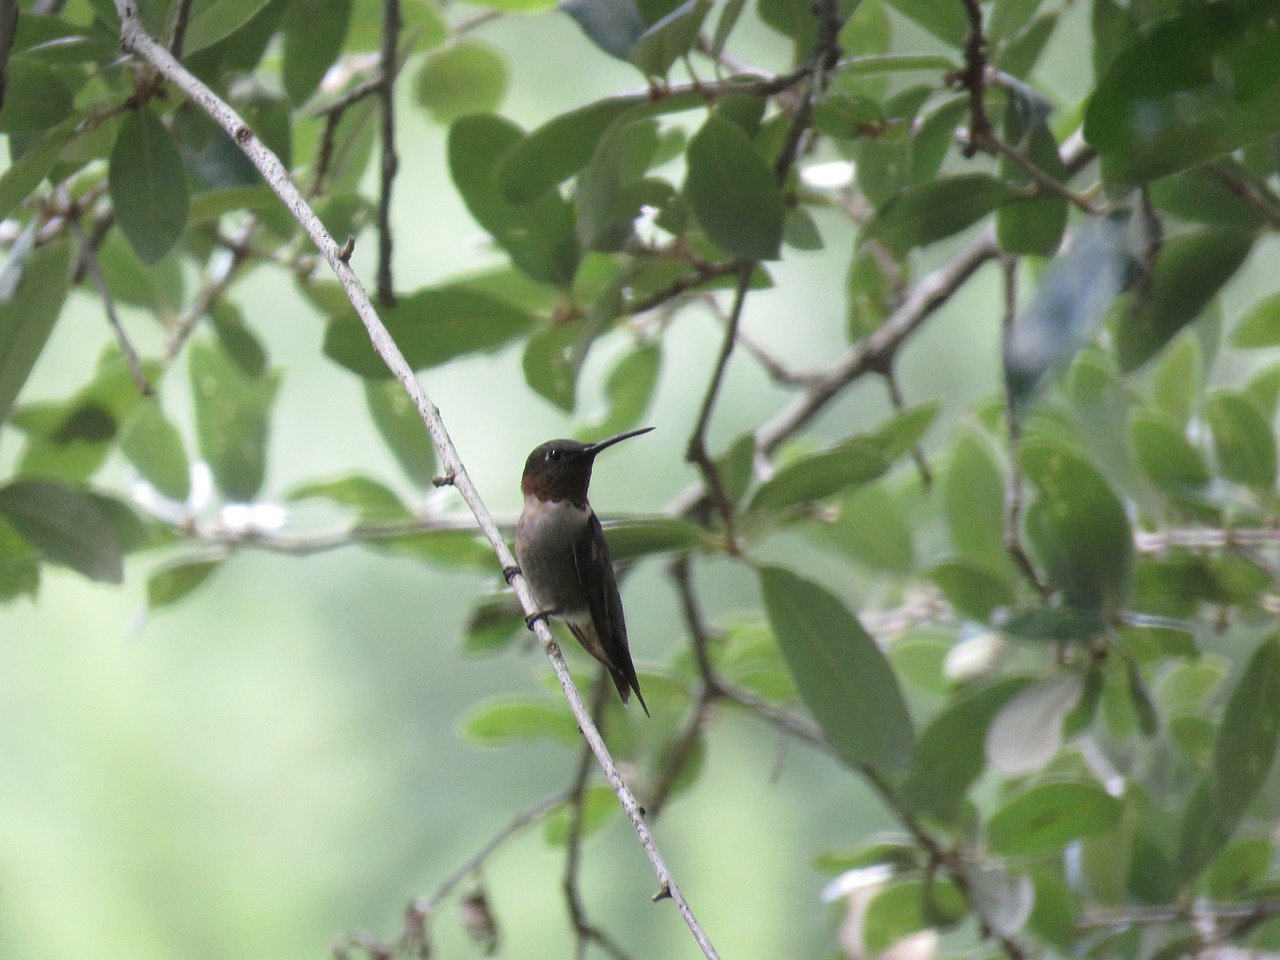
[1208,162,1280,231]
[110,7,721,957]
[882,369,932,489]
[1135,527,1280,552]
[562,677,635,960]
[685,264,753,552]
[998,255,1048,598]
[168,0,194,57]
[376,0,400,307]
[1079,899,1280,930]
[956,0,992,157]
[164,216,256,361]
[623,258,745,317]
[68,217,152,396]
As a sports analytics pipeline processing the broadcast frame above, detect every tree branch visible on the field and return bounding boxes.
[110,6,720,957]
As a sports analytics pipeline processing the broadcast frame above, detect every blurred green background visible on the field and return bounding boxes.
[5,2,1275,958]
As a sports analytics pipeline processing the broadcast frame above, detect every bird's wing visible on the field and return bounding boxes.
[572,510,625,648]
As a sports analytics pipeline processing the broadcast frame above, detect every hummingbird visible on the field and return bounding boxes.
[513,427,653,715]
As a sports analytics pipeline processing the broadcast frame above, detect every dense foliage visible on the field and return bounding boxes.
[1,0,1279,958]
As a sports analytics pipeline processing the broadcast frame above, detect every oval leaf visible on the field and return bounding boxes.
[0,478,124,583]
[861,174,1015,257]
[109,107,190,264]
[986,671,1083,776]
[685,114,784,261]
[760,566,914,772]
[988,781,1122,855]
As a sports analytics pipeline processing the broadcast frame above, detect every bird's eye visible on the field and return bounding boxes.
[546,448,561,462]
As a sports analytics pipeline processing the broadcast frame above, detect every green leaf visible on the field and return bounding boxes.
[863,879,967,956]
[0,58,73,133]
[414,40,509,124]
[364,379,437,488]
[183,0,280,54]
[601,516,708,560]
[119,401,192,502]
[460,696,579,746]
[1213,635,1280,831]
[903,677,1033,819]
[1231,291,1280,348]
[881,0,967,46]
[544,784,618,845]
[1027,870,1080,949]
[324,286,535,379]
[1021,441,1132,612]
[281,0,351,105]
[0,478,124,583]
[988,782,1123,855]
[447,114,580,285]
[628,0,711,78]
[1148,165,1269,230]
[0,125,76,222]
[522,323,579,412]
[1207,392,1277,490]
[1205,838,1271,899]
[814,484,914,575]
[760,566,914,773]
[943,433,1008,574]
[575,118,661,251]
[684,115,784,261]
[287,475,409,522]
[748,440,889,514]
[493,94,698,205]
[190,341,278,502]
[929,558,1016,622]
[998,606,1107,643]
[148,557,224,608]
[0,516,40,601]
[1130,411,1210,496]
[109,107,190,264]
[1114,228,1253,373]
[96,230,185,317]
[463,593,524,656]
[1150,333,1201,426]
[1084,1,1280,186]
[996,122,1068,257]
[561,0,646,58]
[963,864,1034,937]
[986,671,1083,776]
[860,174,1015,257]
[582,344,661,442]
[0,240,73,424]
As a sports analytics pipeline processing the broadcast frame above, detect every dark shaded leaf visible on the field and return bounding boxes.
[1021,441,1132,612]
[183,0,280,54]
[601,516,708,560]
[109,107,190,264]
[685,114,784,260]
[864,879,967,956]
[0,240,72,424]
[861,174,1015,257]
[281,0,351,104]
[881,0,966,46]
[929,558,1016,622]
[325,286,535,379]
[1130,411,1210,496]
[748,440,888,514]
[0,478,123,583]
[943,433,1008,573]
[1084,1,1280,186]
[760,566,914,772]
[1114,228,1253,373]
[628,0,710,78]
[0,58,72,133]
[998,606,1107,643]
[903,677,1032,819]
[560,0,646,58]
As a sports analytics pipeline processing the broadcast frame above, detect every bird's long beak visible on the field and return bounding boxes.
[585,426,654,457]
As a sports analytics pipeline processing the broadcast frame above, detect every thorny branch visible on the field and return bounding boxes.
[110,5,721,958]
[956,0,992,157]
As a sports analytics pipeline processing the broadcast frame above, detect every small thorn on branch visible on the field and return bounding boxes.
[337,235,356,262]
[652,882,673,903]
[431,470,456,487]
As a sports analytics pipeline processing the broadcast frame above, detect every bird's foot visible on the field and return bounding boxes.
[525,609,552,630]
[501,565,521,584]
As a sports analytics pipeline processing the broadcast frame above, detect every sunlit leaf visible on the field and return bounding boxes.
[461,696,579,746]
[986,671,1083,775]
